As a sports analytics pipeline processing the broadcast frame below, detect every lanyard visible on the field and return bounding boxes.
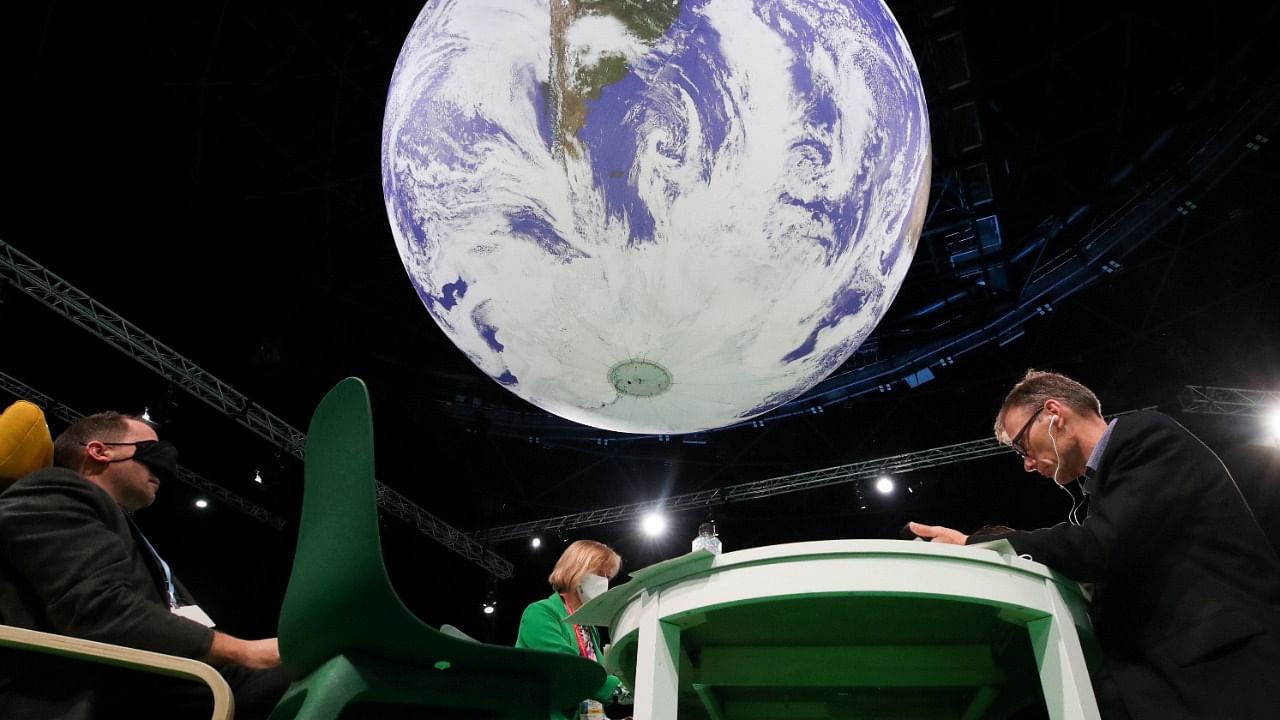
[574,623,597,661]
[129,516,179,609]
[563,600,596,661]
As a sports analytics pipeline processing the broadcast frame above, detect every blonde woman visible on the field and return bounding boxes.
[516,540,625,720]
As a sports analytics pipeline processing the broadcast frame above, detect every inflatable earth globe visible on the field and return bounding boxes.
[381,0,931,434]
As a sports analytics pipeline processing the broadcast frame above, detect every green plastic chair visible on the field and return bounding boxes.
[269,378,606,719]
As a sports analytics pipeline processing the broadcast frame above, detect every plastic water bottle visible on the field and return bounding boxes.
[691,522,722,555]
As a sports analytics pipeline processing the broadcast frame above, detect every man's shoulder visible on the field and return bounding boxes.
[1112,410,1185,441]
[0,467,109,508]
[1104,410,1206,468]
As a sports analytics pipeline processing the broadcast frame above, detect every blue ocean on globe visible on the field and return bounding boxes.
[382,0,931,434]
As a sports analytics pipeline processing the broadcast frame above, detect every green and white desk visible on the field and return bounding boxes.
[569,540,1100,720]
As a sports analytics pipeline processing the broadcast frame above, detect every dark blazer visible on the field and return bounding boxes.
[0,466,214,657]
[974,411,1280,719]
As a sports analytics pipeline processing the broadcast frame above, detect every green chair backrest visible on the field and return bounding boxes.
[277,377,606,715]
[278,377,423,674]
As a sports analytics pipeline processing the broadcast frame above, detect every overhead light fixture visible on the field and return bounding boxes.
[141,407,152,422]
[641,511,666,536]
[875,476,895,495]
[482,603,495,615]
[194,499,209,509]
[253,470,263,484]
[1264,407,1280,445]
[530,536,542,549]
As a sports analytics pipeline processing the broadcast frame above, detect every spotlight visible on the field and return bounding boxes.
[141,407,152,422]
[253,469,264,484]
[875,476,895,495]
[1264,408,1280,445]
[482,603,495,615]
[641,512,667,536]
[194,499,209,509]
[530,536,542,549]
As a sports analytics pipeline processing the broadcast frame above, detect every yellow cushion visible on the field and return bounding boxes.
[0,400,54,484]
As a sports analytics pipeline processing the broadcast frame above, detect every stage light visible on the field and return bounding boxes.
[530,536,542,549]
[194,499,209,509]
[141,407,152,422]
[641,512,667,536]
[482,603,495,615]
[253,469,263,484]
[1264,407,1280,445]
[875,476,895,494]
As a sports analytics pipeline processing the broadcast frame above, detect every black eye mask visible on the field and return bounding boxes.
[105,440,179,484]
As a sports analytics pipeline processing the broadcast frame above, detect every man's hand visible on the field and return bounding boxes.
[907,521,969,545]
[236,638,282,669]
[204,632,282,669]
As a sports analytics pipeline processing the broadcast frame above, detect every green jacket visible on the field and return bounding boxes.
[516,591,622,718]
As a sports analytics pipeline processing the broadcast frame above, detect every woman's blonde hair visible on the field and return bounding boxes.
[548,540,621,593]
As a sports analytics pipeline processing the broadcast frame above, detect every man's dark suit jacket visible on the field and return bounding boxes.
[974,411,1280,719]
[0,467,216,715]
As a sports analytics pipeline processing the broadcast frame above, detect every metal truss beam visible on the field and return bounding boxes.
[0,238,512,578]
[476,407,1154,543]
[476,437,1010,543]
[0,369,286,529]
[1179,385,1280,417]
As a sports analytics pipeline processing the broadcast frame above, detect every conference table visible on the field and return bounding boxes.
[568,539,1100,720]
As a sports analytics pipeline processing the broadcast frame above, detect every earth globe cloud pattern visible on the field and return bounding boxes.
[382,0,931,434]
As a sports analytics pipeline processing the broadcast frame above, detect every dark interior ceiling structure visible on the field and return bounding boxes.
[3,0,1279,645]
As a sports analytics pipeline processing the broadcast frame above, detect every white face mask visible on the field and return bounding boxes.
[578,573,609,605]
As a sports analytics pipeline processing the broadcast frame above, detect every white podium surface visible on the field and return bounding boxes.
[569,540,1099,720]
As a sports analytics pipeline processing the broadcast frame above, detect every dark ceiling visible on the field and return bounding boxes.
[3,0,1279,644]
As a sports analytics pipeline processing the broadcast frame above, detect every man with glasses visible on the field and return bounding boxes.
[909,370,1280,719]
[0,411,288,719]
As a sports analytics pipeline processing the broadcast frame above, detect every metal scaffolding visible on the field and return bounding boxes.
[475,436,1009,543]
[0,238,513,578]
[1179,385,1280,417]
[0,369,286,529]
[475,406,1156,543]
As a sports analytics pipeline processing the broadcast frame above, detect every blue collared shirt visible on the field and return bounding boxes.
[1082,418,1118,494]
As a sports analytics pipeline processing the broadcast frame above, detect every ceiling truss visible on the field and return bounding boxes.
[0,238,513,578]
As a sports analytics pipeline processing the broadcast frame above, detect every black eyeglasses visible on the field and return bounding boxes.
[1008,405,1046,458]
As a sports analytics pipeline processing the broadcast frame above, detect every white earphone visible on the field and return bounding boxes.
[1044,412,1081,523]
